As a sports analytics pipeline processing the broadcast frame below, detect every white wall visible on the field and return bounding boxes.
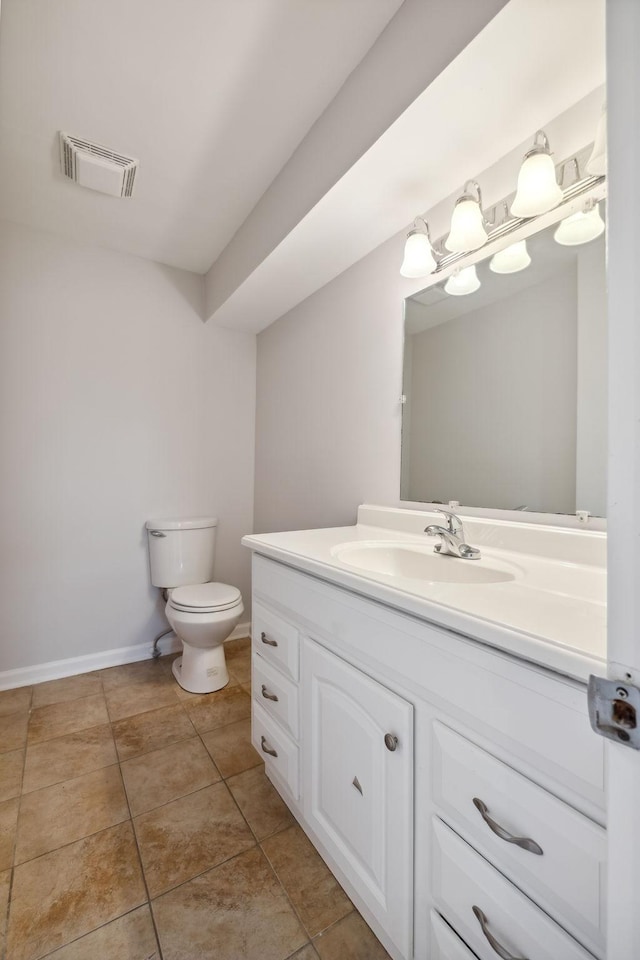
[405,270,578,514]
[0,221,255,674]
[254,234,404,533]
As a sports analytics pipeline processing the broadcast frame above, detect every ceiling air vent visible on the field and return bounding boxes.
[59,132,138,198]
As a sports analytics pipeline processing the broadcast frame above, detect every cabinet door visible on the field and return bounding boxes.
[302,637,413,958]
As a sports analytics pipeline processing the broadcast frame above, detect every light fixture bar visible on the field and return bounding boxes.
[432,165,604,276]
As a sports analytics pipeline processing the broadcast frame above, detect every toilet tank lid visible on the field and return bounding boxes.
[145,517,218,531]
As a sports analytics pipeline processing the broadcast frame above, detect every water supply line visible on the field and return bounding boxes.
[151,588,172,659]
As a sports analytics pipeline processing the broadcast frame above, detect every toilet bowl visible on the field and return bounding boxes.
[165,582,244,694]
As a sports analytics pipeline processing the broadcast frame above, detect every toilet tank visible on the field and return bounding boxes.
[146,517,217,588]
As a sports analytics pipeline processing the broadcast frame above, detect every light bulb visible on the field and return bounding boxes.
[586,105,606,176]
[444,265,481,296]
[489,240,531,274]
[445,181,488,253]
[554,203,605,246]
[400,230,436,278]
[511,131,562,218]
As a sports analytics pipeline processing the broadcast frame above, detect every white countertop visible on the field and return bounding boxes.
[242,506,607,683]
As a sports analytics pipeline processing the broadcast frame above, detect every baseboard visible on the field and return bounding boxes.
[0,621,252,691]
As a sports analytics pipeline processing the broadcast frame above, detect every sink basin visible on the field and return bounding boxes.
[331,542,517,584]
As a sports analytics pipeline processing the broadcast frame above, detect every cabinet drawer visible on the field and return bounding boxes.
[432,817,595,960]
[432,722,605,956]
[252,701,299,800]
[252,600,299,682]
[253,653,299,740]
[431,910,479,960]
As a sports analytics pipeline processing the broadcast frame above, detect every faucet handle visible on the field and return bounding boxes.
[434,507,464,536]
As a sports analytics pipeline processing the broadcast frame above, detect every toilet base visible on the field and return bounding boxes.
[172,644,229,694]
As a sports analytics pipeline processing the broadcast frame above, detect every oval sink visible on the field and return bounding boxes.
[332,542,517,584]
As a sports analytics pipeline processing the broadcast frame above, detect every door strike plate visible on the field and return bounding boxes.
[588,675,640,749]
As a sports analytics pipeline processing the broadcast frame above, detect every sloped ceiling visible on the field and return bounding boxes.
[0,0,403,272]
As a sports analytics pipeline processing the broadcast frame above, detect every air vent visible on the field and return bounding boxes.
[59,132,138,198]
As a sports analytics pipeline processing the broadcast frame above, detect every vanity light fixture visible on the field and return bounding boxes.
[444,264,480,296]
[489,239,531,274]
[586,105,607,176]
[554,200,605,246]
[400,218,437,278]
[510,130,563,218]
[445,181,488,253]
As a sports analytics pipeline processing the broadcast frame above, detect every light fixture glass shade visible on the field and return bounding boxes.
[400,230,437,278]
[586,106,607,176]
[553,203,605,246]
[489,240,531,274]
[511,151,563,218]
[445,198,488,252]
[444,265,480,296]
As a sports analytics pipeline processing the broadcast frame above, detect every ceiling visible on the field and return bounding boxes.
[0,0,403,273]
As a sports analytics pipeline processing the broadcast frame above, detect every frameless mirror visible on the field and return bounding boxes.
[400,206,606,516]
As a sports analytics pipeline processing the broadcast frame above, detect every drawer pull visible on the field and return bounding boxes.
[261,684,279,702]
[472,906,527,960]
[260,736,278,757]
[472,798,543,856]
[384,733,399,751]
[261,631,278,647]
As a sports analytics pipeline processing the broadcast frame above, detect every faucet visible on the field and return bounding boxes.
[424,508,481,560]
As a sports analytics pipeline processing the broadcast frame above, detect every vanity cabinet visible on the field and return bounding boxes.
[249,553,606,960]
[301,637,414,958]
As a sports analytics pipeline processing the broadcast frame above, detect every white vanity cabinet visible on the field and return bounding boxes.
[249,552,606,960]
[301,637,414,959]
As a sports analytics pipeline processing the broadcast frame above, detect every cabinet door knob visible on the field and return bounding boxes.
[384,733,398,752]
[260,736,278,758]
[261,684,279,702]
[472,798,543,855]
[261,632,278,647]
[472,906,527,960]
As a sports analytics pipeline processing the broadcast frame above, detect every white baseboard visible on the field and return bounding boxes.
[0,621,251,691]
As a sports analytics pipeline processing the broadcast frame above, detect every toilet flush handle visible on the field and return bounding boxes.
[149,530,166,537]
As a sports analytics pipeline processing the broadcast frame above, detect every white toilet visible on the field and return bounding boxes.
[146,517,243,694]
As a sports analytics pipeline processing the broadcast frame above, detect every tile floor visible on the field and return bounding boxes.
[0,638,391,960]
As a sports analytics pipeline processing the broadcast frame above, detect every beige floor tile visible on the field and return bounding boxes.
[153,846,307,960]
[313,913,390,960]
[227,649,252,685]
[7,822,146,960]
[200,717,262,778]
[134,781,254,897]
[15,766,129,863]
[225,636,251,660]
[227,766,295,841]
[0,797,19,870]
[184,685,251,733]
[100,658,174,689]
[105,677,180,722]
[290,946,319,960]
[112,703,195,761]
[22,724,117,794]
[262,825,352,937]
[41,905,160,960]
[0,868,10,958]
[27,694,109,745]
[0,748,24,801]
[0,687,31,718]
[0,711,28,753]
[121,736,220,816]
[31,673,103,709]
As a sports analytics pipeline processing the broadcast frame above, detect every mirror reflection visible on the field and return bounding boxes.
[400,208,607,516]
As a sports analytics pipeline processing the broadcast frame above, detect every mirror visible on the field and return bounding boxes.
[400,207,607,516]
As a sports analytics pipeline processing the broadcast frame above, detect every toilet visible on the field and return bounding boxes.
[145,517,243,694]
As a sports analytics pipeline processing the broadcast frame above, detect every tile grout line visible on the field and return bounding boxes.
[112,722,164,960]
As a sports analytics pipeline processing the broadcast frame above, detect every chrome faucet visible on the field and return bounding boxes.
[424,508,481,560]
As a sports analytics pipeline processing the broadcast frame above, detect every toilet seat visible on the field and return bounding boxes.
[168,582,241,614]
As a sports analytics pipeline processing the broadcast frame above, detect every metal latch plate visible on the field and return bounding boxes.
[588,675,640,749]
